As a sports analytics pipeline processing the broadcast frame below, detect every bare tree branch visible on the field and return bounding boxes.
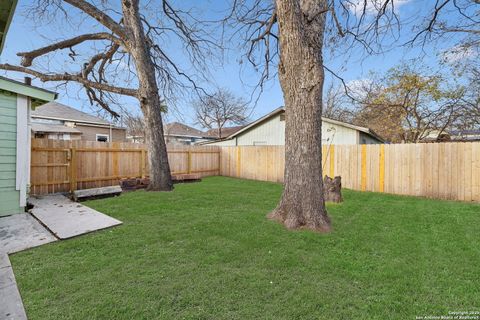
[441,28,480,35]
[62,0,127,39]
[0,63,137,97]
[18,33,124,67]
[194,88,249,138]
[85,86,120,117]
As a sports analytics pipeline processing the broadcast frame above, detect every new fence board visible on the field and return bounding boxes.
[31,139,220,195]
[218,142,480,202]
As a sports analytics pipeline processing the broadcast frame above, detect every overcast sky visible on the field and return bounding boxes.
[0,0,472,128]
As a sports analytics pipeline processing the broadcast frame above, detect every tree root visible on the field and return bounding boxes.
[268,206,331,233]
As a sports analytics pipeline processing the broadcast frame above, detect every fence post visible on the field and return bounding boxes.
[187,151,192,174]
[379,145,385,193]
[236,147,241,177]
[70,147,77,192]
[361,145,367,191]
[112,146,119,180]
[141,149,146,178]
[330,145,335,178]
[218,149,221,175]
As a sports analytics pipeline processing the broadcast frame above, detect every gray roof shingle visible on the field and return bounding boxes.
[164,122,206,137]
[31,123,82,134]
[31,101,111,125]
[205,126,245,138]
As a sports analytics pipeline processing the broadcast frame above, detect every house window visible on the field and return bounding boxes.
[96,134,109,142]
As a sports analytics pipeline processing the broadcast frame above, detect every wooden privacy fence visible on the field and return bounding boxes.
[31,139,480,201]
[30,139,220,195]
[219,143,480,202]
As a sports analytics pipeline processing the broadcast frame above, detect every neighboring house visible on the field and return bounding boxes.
[204,107,384,146]
[449,129,480,142]
[31,102,127,142]
[416,129,480,143]
[0,76,57,216]
[126,134,145,143]
[204,126,245,139]
[164,122,214,145]
[418,130,448,142]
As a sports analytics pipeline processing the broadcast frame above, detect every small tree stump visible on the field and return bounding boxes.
[323,175,343,203]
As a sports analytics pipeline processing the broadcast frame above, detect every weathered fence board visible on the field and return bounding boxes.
[30,139,220,195]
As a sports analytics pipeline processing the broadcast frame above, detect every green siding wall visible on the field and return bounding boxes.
[0,91,21,216]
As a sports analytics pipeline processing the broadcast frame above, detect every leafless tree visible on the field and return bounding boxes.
[194,88,249,139]
[407,0,479,48]
[123,112,146,142]
[225,0,409,231]
[225,0,478,231]
[323,82,355,123]
[0,0,218,191]
[442,41,480,130]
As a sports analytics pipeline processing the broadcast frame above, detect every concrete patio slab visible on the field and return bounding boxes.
[29,195,122,239]
[0,254,10,268]
[0,255,27,320]
[0,213,57,255]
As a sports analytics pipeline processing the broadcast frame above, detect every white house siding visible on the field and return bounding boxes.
[237,114,285,146]
[207,139,237,146]
[16,95,30,208]
[322,119,358,145]
[207,113,380,146]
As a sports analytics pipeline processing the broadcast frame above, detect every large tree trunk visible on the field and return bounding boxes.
[268,0,331,232]
[122,0,173,191]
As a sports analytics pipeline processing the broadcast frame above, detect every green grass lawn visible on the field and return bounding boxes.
[11,177,480,319]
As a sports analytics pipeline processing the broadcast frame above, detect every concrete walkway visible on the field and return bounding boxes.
[29,195,122,239]
[1,194,122,319]
[0,254,27,320]
[0,214,56,320]
[0,214,57,254]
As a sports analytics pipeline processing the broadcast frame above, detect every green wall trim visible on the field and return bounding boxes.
[0,79,57,106]
[0,89,21,216]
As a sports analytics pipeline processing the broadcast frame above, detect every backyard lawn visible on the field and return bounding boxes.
[11,176,480,319]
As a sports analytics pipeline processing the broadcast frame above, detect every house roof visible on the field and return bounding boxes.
[450,129,480,136]
[31,101,117,127]
[205,126,245,138]
[321,115,385,143]
[164,122,206,138]
[0,76,57,107]
[0,0,17,54]
[211,106,384,143]
[31,123,82,134]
